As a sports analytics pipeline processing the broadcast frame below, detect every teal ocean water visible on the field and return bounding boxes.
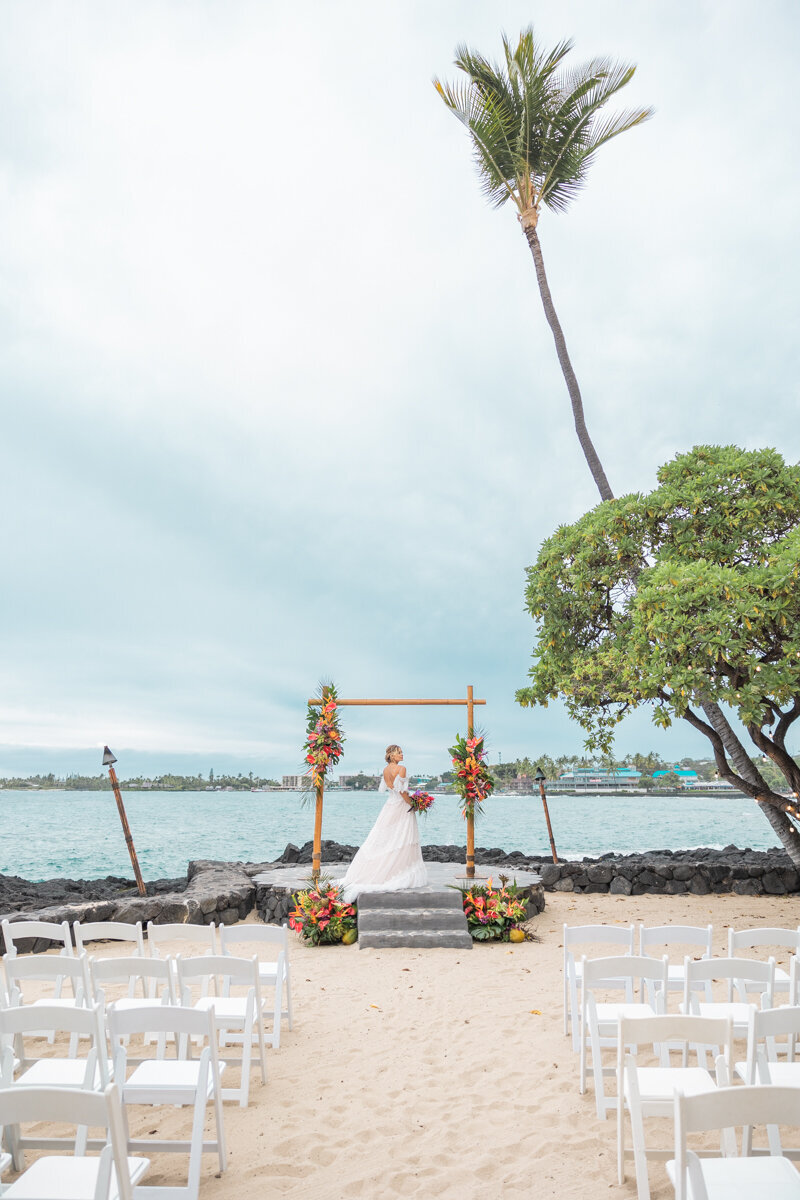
[1,789,781,882]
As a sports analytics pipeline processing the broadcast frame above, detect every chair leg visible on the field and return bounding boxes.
[570,974,581,1054]
[617,1085,625,1184]
[285,964,293,1032]
[272,975,283,1051]
[255,1011,268,1086]
[239,1014,253,1108]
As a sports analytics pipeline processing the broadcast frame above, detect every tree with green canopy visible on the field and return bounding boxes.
[434,27,652,502]
[516,445,800,867]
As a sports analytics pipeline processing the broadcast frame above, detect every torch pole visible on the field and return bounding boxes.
[538,775,558,864]
[108,765,146,895]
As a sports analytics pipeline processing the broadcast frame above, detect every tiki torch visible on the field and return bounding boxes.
[535,765,559,864]
[103,746,146,895]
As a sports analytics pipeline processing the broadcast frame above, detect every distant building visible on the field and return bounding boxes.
[339,774,380,790]
[282,775,306,790]
[557,766,642,788]
[652,767,699,786]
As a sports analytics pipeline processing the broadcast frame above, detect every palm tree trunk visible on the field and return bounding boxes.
[522,220,614,502]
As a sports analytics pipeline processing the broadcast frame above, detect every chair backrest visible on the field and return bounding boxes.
[582,953,669,993]
[684,955,775,1007]
[4,951,91,1005]
[2,919,74,956]
[564,923,635,957]
[0,1083,134,1199]
[674,1083,800,1161]
[219,924,287,958]
[176,954,260,1005]
[639,924,713,956]
[107,1002,220,1072]
[728,926,800,956]
[618,1012,734,1073]
[90,955,175,1006]
[146,922,218,956]
[74,921,145,955]
[744,1005,800,1081]
[0,1002,110,1087]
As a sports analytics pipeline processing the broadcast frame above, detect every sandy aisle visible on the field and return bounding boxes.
[13,891,800,1198]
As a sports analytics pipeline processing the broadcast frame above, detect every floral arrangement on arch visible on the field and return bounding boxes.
[288,880,356,946]
[460,878,528,942]
[448,731,494,819]
[303,682,345,793]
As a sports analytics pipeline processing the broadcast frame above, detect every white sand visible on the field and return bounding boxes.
[12,892,800,1198]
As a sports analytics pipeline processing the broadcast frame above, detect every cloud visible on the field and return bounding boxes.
[1,0,799,776]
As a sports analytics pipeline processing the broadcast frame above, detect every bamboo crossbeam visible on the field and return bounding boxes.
[307,698,486,706]
[308,687,485,880]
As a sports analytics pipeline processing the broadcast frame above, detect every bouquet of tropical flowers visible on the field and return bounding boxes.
[449,731,495,819]
[409,790,434,814]
[303,683,345,792]
[288,879,357,946]
[460,879,528,942]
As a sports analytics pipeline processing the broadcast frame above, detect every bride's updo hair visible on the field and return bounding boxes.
[385,744,402,763]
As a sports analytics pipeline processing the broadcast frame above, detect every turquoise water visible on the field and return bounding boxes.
[0,789,780,882]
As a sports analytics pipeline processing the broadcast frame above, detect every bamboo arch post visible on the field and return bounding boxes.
[306,688,486,880]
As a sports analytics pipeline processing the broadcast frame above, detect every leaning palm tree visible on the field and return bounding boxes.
[434,29,653,502]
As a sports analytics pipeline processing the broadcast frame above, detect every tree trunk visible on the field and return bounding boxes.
[521,215,614,503]
[698,699,800,869]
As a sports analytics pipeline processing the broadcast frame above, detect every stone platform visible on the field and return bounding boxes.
[252,862,545,944]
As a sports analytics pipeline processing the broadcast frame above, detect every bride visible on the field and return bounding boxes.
[340,744,427,902]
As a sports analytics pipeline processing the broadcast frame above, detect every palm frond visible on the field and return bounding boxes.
[436,28,651,218]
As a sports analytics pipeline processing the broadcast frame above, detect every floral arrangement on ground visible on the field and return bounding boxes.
[449,731,495,819]
[303,682,345,793]
[288,879,357,946]
[459,878,528,942]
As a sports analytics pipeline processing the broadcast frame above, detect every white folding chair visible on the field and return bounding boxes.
[639,925,714,1009]
[2,921,75,1015]
[0,1003,112,1102]
[176,955,267,1107]
[617,1012,733,1200]
[728,927,799,1000]
[738,1005,800,1086]
[667,1084,800,1199]
[0,1083,149,1199]
[563,924,636,1052]
[219,923,292,1047]
[107,1004,226,1200]
[683,957,775,1037]
[4,952,91,1014]
[90,956,176,1010]
[75,921,146,957]
[580,954,667,1120]
[146,924,218,959]
[2,920,74,963]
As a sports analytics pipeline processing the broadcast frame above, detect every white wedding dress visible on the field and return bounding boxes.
[340,771,427,902]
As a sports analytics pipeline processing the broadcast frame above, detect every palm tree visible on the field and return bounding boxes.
[434,28,653,502]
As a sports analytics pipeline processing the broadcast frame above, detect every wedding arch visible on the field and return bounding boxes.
[305,685,486,880]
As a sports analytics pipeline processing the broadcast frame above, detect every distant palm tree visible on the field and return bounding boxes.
[435,29,652,502]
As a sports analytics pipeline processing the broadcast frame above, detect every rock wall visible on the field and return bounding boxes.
[0,860,269,953]
[469,845,800,897]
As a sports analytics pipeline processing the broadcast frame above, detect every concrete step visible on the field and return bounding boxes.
[358,928,473,950]
[357,888,463,911]
[357,907,468,932]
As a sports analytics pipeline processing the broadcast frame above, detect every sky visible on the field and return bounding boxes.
[1,0,799,780]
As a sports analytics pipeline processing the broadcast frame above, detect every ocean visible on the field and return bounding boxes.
[1,788,781,882]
